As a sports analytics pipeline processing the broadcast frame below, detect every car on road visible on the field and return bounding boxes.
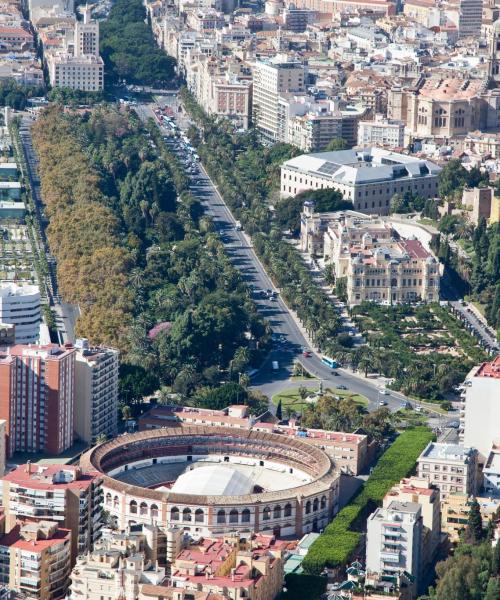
[379,388,389,395]
[302,350,312,357]
[337,384,348,390]
[415,405,423,413]
[379,400,388,406]
[448,421,460,429]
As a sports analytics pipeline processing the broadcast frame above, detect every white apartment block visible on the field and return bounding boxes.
[47,53,104,91]
[366,501,422,586]
[460,356,500,461]
[300,208,440,305]
[357,114,405,148]
[0,282,40,344]
[252,55,306,140]
[417,442,478,498]
[383,477,440,570]
[46,7,104,91]
[74,339,119,445]
[280,147,441,213]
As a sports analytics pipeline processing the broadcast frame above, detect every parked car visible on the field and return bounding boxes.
[302,350,312,358]
[337,384,348,390]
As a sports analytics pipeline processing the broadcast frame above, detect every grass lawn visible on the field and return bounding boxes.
[418,218,439,229]
[272,386,368,412]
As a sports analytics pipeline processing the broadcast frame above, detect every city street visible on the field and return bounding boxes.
[137,96,454,418]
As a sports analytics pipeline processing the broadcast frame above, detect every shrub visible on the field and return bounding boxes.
[302,427,434,574]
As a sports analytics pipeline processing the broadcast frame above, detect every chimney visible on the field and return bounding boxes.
[26,460,32,475]
[231,568,236,581]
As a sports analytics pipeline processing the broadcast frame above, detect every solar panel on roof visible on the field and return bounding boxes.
[317,162,338,175]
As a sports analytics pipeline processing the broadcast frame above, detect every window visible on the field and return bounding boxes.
[274,505,282,519]
[284,504,292,517]
[183,508,192,522]
[313,498,319,512]
[217,509,226,524]
[140,502,148,515]
[105,493,111,506]
[241,508,251,523]
[129,500,137,514]
[263,507,271,520]
[320,496,327,509]
[229,509,239,523]
[151,504,159,518]
[305,501,311,515]
[171,507,179,521]
[195,509,204,523]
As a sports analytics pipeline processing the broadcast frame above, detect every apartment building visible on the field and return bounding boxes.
[0,420,5,477]
[2,464,102,564]
[46,6,104,91]
[188,55,252,129]
[74,339,119,445]
[441,493,500,542]
[483,445,500,498]
[0,283,40,344]
[300,208,440,306]
[47,53,104,91]
[0,344,75,456]
[0,521,71,600]
[366,501,422,592]
[69,527,166,599]
[457,0,483,38]
[170,534,285,600]
[460,356,500,461]
[280,148,441,211]
[0,27,34,52]
[417,442,478,498]
[252,55,306,140]
[383,477,440,570]
[357,114,405,148]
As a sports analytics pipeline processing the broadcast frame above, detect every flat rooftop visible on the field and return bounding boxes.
[476,356,500,379]
[420,442,473,462]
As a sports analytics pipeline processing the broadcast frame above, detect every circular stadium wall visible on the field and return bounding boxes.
[80,425,340,539]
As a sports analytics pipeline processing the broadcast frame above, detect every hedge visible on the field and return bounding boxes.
[280,574,327,600]
[302,427,434,574]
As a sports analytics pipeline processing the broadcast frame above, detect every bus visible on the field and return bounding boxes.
[321,356,339,369]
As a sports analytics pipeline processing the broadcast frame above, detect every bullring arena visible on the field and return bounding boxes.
[80,425,340,539]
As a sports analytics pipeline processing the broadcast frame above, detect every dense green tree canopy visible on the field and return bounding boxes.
[100,0,176,86]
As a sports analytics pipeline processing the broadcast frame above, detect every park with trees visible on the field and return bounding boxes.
[32,104,270,418]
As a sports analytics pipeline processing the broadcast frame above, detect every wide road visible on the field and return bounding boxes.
[136,98,442,416]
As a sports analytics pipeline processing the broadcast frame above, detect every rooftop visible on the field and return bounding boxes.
[171,465,254,496]
[282,147,441,185]
[476,356,500,379]
[420,442,475,462]
[418,77,485,101]
[3,464,98,491]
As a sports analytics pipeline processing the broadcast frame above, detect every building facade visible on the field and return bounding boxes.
[357,115,405,148]
[460,356,500,461]
[0,344,75,456]
[417,442,478,498]
[80,426,341,541]
[252,55,306,140]
[300,208,440,306]
[0,283,40,344]
[0,522,71,600]
[74,340,119,445]
[280,148,441,214]
[2,464,102,564]
[366,501,422,590]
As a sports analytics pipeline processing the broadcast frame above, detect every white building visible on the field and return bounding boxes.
[461,356,500,461]
[0,282,40,344]
[74,339,119,445]
[280,147,441,214]
[46,6,104,91]
[417,442,478,498]
[366,500,422,588]
[252,54,306,141]
[357,114,405,148]
[483,445,500,497]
